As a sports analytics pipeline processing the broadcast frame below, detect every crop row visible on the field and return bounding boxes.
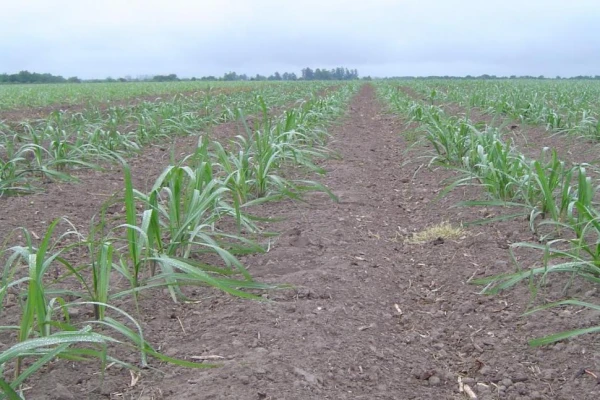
[0,81,291,111]
[378,82,600,346]
[0,83,359,398]
[0,82,337,196]
[398,80,600,139]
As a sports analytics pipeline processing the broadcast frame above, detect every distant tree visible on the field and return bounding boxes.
[0,70,71,84]
[298,66,358,81]
[282,72,297,81]
[223,71,238,81]
[152,74,179,82]
[301,67,314,80]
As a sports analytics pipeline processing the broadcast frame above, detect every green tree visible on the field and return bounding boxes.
[301,67,314,80]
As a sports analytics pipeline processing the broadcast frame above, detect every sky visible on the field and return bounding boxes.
[2,0,600,79]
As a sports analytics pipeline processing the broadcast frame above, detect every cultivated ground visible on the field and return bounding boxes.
[2,85,599,399]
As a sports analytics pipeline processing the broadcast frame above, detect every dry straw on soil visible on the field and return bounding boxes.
[406,221,466,244]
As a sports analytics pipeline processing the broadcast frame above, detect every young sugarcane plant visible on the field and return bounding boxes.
[127,158,275,302]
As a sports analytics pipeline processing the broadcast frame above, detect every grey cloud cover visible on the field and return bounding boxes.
[1,0,599,78]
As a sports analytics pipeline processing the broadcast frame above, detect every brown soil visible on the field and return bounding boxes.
[3,85,600,400]
[506,126,600,165]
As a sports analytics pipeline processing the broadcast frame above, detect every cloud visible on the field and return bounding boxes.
[2,0,600,78]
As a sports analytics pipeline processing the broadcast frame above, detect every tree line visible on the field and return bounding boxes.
[7,69,600,84]
[0,67,360,84]
[0,71,81,84]
[192,67,359,81]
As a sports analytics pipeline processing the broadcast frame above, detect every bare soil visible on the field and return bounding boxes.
[2,85,600,399]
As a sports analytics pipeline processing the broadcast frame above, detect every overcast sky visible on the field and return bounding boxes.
[2,0,600,78]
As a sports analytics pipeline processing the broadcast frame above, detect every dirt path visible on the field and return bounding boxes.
[24,86,600,399]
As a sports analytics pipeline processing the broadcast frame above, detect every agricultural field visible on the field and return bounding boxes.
[0,81,259,111]
[1,80,599,400]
